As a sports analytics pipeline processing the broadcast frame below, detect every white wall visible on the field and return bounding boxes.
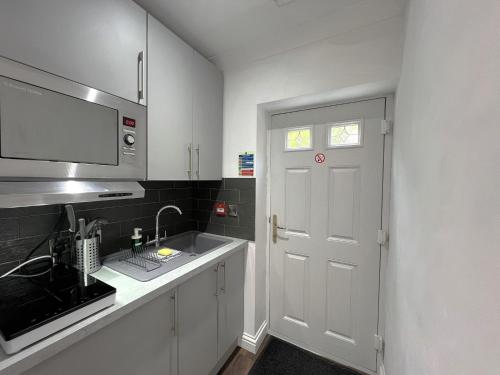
[385,1,500,374]
[223,16,404,177]
[223,15,405,341]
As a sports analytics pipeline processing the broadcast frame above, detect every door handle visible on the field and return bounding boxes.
[137,51,144,102]
[272,214,289,244]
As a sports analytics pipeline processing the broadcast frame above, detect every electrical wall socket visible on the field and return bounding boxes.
[228,204,238,217]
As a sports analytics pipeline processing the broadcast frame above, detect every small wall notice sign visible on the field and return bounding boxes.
[314,153,326,163]
[238,152,254,176]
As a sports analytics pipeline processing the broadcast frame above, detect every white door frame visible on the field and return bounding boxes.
[256,93,393,375]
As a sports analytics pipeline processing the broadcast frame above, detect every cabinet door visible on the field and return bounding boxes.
[178,266,219,375]
[22,290,177,375]
[147,15,194,180]
[218,251,245,358]
[192,50,223,181]
[0,0,147,104]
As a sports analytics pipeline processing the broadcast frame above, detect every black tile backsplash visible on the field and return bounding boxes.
[0,181,195,268]
[193,178,255,241]
[0,178,255,268]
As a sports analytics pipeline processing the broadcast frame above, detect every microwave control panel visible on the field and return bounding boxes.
[122,116,136,158]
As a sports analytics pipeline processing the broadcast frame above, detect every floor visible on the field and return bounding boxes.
[218,336,271,375]
[219,336,364,375]
[247,337,365,375]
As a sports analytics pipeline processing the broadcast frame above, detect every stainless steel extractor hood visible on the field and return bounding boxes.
[0,181,145,208]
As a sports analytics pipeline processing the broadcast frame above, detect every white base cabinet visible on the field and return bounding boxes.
[0,0,147,104]
[21,250,244,375]
[177,250,245,375]
[177,265,219,375]
[217,251,245,358]
[23,290,177,375]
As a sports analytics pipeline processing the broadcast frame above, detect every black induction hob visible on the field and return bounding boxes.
[0,263,116,354]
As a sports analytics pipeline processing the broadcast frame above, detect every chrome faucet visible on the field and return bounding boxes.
[152,205,182,247]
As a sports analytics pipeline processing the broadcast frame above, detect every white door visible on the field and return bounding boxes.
[269,98,386,372]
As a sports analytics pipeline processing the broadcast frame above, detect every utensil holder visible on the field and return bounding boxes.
[75,236,102,274]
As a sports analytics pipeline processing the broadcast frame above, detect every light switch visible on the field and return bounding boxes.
[228,204,238,217]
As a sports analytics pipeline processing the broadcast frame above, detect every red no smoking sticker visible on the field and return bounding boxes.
[315,153,326,163]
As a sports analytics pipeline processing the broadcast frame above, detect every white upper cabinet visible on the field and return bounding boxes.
[193,51,224,181]
[147,17,223,181]
[148,15,193,180]
[0,0,147,104]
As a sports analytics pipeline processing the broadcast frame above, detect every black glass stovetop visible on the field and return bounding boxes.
[0,263,115,341]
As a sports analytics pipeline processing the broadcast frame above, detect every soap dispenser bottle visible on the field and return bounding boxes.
[131,228,143,249]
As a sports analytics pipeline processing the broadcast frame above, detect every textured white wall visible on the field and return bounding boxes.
[223,16,405,341]
[385,0,500,374]
[222,16,405,177]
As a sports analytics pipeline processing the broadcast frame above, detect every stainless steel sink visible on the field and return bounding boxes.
[103,231,233,282]
[161,231,228,255]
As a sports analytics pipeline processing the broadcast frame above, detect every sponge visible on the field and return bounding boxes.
[157,248,175,257]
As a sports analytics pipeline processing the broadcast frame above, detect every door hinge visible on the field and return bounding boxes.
[381,120,392,135]
[377,230,388,246]
[374,334,384,352]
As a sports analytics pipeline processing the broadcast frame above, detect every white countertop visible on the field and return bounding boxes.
[0,235,247,375]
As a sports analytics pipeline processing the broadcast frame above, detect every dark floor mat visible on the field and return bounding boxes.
[249,337,365,375]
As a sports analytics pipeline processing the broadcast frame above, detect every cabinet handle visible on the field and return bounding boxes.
[170,292,177,336]
[137,51,144,102]
[186,144,193,178]
[214,265,219,296]
[220,262,226,294]
[195,144,200,179]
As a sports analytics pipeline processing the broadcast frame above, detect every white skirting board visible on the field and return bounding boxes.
[239,320,268,354]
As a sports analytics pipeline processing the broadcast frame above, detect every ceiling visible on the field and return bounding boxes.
[135,0,407,70]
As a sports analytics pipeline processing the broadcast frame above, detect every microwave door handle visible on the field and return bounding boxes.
[137,51,144,102]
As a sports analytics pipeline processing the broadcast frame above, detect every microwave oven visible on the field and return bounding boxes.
[0,56,146,181]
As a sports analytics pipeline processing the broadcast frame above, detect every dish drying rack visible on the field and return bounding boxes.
[120,244,182,272]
